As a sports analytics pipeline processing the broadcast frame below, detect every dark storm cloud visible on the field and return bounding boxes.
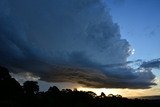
[0,0,156,89]
[140,58,160,69]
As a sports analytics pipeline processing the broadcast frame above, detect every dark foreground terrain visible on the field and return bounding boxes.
[0,66,160,107]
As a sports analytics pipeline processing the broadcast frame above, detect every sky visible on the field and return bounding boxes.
[0,0,160,97]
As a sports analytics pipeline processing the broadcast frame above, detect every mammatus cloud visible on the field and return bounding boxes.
[0,0,157,89]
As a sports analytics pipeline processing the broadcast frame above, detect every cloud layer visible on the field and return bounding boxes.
[140,58,160,69]
[0,0,157,89]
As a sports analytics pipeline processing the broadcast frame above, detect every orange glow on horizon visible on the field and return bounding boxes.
[77,87,160,98]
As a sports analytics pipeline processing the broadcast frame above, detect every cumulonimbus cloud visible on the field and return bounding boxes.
[0,0,157,89]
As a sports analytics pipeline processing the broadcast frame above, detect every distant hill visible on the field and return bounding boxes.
[138,96,160,100]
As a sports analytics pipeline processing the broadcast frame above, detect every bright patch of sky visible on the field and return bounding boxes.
[107,0,160,60]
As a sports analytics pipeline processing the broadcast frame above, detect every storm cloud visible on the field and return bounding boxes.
[140,58,160,69]
[0,0,157,89]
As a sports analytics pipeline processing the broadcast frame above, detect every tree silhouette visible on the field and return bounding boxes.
[86,91,97,98]
[23,81,39,95]
[0,66,11,80]
[108,94,114,97]
[1,65,160,107]
[0,66,23,99]
[99,92,106,98]
[47,86,60,93]
[116,94,122,98]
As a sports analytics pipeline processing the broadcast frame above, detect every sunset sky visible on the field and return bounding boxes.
[0,0,160,97]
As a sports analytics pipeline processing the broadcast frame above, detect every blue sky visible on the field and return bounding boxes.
[107,0,160,60]
[97,0,160,97]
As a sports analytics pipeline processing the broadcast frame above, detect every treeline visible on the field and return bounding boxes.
[0,66,160,107]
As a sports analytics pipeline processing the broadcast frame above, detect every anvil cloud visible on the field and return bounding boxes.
[0,0,157,89]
